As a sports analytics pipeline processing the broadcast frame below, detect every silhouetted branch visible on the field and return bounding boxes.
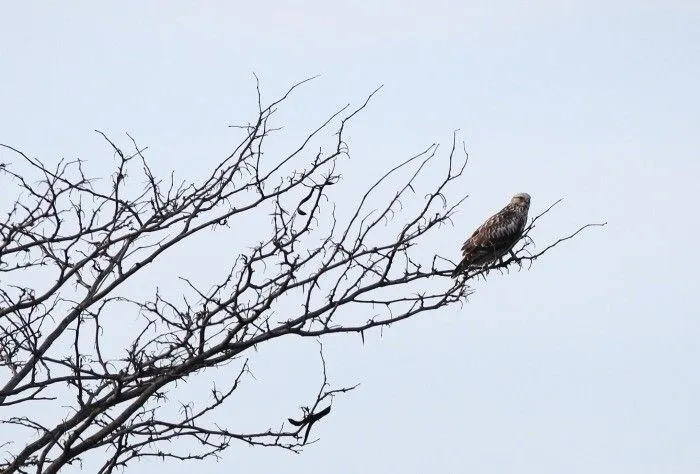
[0,79,600,473]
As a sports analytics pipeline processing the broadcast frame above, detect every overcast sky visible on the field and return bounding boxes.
[1,1,699,473]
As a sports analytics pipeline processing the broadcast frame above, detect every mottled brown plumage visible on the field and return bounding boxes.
[451,193,531,277]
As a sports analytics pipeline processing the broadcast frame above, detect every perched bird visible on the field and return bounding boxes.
[451,193,531,277]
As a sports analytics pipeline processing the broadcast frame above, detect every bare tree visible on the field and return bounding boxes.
[0,79,604,473]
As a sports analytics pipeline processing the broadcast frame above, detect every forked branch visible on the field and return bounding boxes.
[0,79,601,473]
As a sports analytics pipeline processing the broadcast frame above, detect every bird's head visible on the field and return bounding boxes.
[511,192,531,208]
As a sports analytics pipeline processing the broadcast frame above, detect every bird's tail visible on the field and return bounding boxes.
[451,260,467,278]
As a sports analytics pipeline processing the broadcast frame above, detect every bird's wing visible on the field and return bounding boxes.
[461,208,524,257]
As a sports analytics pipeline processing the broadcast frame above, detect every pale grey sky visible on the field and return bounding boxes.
[1,1,699,473]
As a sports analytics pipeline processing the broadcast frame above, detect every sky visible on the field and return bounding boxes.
[1,1,699,473]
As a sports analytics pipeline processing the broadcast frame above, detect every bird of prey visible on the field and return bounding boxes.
[451,193,531,277]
